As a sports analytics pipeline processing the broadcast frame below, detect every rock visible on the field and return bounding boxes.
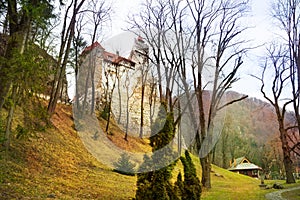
[259,184,267,189]
[273,183,284,189]
[47,194,56,198]
[214,173,224,178]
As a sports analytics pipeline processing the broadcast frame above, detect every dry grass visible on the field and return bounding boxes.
[1,103,299,199]
[0,104,138,199]
[97,117,151,153]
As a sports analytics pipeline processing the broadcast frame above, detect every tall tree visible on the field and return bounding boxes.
[0,0,55,110]
[271,0,300,158]
[47,0,86,115]
[128,0,177,108]
[0,0,56,150]
[86,0,111,114]
[255,44,296,183]
[129,0,250,188]
[181,0,249,188]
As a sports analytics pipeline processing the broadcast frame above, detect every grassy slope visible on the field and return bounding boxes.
[0,104,138,199]
[1,104,299,199]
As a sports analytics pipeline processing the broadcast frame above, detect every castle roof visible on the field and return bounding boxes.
[82,41,135,68]
[82,42,104,54]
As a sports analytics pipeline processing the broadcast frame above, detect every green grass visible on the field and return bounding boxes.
[1,104,300,199]
[282,188,300,200]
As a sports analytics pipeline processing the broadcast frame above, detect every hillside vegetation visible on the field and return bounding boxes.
[0,104,138,199]
[0,104,297,199]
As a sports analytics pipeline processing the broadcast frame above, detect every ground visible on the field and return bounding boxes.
[0,103,299,199]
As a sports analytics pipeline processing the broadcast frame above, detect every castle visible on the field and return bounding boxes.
[77,36,157,136]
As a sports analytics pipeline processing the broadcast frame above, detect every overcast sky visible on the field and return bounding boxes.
[102,0,276,100]
[66,0,276,101]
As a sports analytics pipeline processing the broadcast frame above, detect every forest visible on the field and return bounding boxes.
[0,0,300,199]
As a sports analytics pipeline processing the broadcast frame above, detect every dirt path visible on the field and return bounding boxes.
[265,186,300,200]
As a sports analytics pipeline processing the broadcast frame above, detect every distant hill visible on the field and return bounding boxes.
[179,90,292,145]
[224,91,295,144]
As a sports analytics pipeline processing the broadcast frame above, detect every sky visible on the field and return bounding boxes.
[66,0,276,101]
[111,0,272,99]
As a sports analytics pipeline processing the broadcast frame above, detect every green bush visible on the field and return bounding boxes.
[100,105,110,120]
[136,103,177,200]
[113,153,136,176]
[180,150,202,200]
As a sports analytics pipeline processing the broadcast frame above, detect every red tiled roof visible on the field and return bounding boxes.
[103,51,135,67]
[81,41,135,68]
[137,35,144,43]
[82,42,104,53]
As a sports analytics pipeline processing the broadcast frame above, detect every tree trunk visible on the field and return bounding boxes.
[283,152,295,183]
[274,101,296,183]
[4,85,17,152]
[200,154,211,188]
[90,52,96,114]
[47,0,86,115]
[0,0,19,110]
[279,125,296,183]
[139,84,145,138]
[125,95,129,141]
[221,132,228,168]
[105,99,112,134]
[118,77,122,123]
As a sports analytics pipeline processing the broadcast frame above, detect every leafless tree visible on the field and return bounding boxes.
[255,0,300,183]
[128,0,176,107]
[129,0,250,188]
[48,0,86,115]
[124,69,139,141]
[255,44,296,183]
[272,0,300,127]
[72,0,111,115]
[72,14,87,109]
[103,65,118,133]
[271,0,300,157]
[86,0,111,114]
[181,0,249,188]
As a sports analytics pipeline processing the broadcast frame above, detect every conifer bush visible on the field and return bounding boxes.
[113,153,136,176]
[135,103,177,200]
[180,150,201,200]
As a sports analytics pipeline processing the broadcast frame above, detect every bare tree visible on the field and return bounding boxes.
[255,44,296,183]
[72,14,87,109]
[271,0,300,158]
[182,0,249,188]
[128,0,174,106]
[124,69,138,140]
[86,0,111,114]
[129,0,250,188]
[103,65,118,133]
[47,0,86,115]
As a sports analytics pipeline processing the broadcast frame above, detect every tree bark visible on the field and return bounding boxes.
[200,155,211,188]
[277,112,296,183]
[4,85,18,152]
[139,84,145,138]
